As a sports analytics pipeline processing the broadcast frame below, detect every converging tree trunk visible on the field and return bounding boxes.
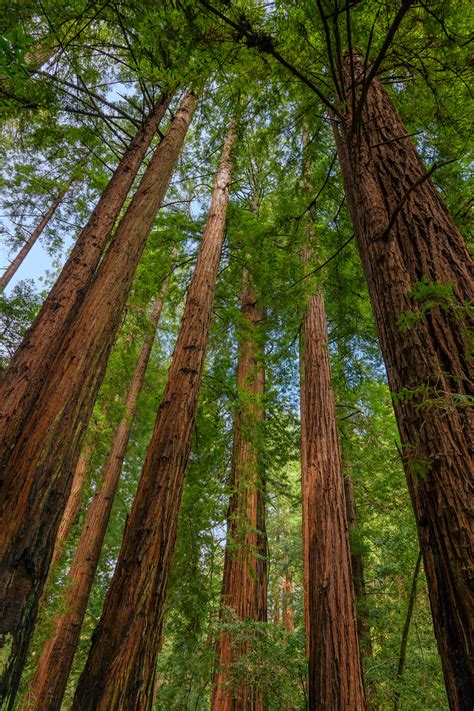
[212,268,267,711]
[50,451,89,571]
[21,286,167,711]
[0,92,195,709]
[0,175,74,292]
[300,288,366,710]
[334,54,473,710]
[0,91,171,470]
[72,118,236,711]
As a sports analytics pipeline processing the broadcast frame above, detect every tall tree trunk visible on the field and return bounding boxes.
[0,177,73,292]
[393,551,423,711]
[20,286,167,711]
[212,268,267,711]
[72,118,236,711]
[301,289,366,710]
[282,572,294,635]
[0,92,195,709]
[334,54,473,710]
[344,475,372,660]
[0,91,171,470]
[49,451,89,571]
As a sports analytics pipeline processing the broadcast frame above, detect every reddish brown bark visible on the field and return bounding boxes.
[20,288,167,711]
[282,572,294,635]
[71,119,236,711]
[0,177,73,292]
[344,476,372,660]
[49,451,89,571]
[0,91,171,471]
[334,55,473,710]
[0,93,194,708]
[301,289,366,710]
[212,269,267,711]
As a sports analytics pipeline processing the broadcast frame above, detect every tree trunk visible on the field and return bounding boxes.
[71,118,236,711]
[0,92,195,709]
[0,178,72,292]
[282,572,294,635]
[212,268,267,711]
[301,289,366,710]
[393,550,423,711]
[0,91,171,471]
[344,476,372,659]
[20,287,167,711]
[334,54,473,710]
[49,451,89,571]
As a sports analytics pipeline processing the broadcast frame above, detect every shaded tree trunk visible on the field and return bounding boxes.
[344,475,372,660]
[301,289,366,710]
[0,177,73,292]
[0,92,195,709]
[212,268,267,711]
[71,118,236,711]
[49,451,89,571]
[334,54,473,710]
[282,572,294,635]
[20,287,167,711]
[0,91,171,472]
[393,551,423,711]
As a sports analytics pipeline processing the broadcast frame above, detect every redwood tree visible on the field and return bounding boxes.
[21,285,167,711]
[72,118,237,711]
[212,269,267,711]
[333,55,473,710]
[0,91,171,469]
[300,282,366,710]
[0,92,195,708]
[0,173,75,292]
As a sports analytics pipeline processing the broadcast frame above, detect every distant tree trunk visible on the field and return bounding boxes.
[344,475,372,660]
[20,287,167,711]
[334,54,473,710]
[301,289,366,710]
[282,572,294,635]
[49,451,89,571]
[0,177,73,292]
[0,92,195,709]
[0,91,171,472]
[393,551,423,711]
[212,268,267,711]
[72,118,236,711]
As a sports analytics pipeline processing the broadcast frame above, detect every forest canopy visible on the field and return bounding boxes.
[0,1,472,710]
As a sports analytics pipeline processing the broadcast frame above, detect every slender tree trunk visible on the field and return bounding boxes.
[393,551,423,711]
[301,289,366,710]
[72,118,236,711]
[20,287,167,711]
[334,54,473,710]
[212,268,267,711]
[344,475,372,659]
[282,572,294,634]
[0,91,171,470]
[49,451,89,571]
[0,92,195,709]
[0,179,72,292]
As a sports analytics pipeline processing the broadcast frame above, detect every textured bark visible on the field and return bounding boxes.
[49,451,89,571]
[393,551,422,711]
[0,91,171,471]
[334,54,473,710]
[21,288,167,711]
[72,119,236,711]
[212,269,267,711]
[0,178,72,292]
[301,290,366,710]
[0,92,194,709]
[344,476,372,659]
